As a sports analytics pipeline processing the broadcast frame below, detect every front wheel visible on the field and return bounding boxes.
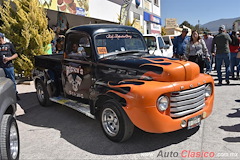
[0,115,20,160]
[100,99,134,142]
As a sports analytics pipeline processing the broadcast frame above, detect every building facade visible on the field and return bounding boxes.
[39,0,161,34]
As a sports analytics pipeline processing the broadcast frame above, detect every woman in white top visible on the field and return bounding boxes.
[185,30,210,73]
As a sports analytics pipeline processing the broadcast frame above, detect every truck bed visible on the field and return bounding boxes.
[34,54,63,71]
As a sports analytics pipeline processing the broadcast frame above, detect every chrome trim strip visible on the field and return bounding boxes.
[172,85,205,96]
[170,94,205,107]
[170,89,205,101]
[170,103,205,118]
[170,99,205,112]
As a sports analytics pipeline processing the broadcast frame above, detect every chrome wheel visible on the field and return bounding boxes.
[101,108,119,136]
[0,115,20,160]
[10,123,19,159]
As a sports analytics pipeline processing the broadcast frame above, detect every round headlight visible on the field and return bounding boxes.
[205,84,212,97]
[157,95,169,111]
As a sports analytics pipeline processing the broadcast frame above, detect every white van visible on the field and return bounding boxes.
[143,34,173,57]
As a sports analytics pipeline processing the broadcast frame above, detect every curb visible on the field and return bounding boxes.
[16,78,33,85]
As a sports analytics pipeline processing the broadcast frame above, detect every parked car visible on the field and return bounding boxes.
[33,24,214,142]
[0,68,20,160]
[143,34,173,57]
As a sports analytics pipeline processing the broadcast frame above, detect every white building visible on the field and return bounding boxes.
[142,0,161,34]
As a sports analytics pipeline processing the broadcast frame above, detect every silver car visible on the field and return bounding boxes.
[0,68,19,160]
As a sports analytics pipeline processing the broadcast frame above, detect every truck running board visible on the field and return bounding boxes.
[49,96,95,119]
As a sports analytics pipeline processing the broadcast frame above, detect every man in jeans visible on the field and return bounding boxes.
[212,25,232,85]
[203,32,214,74]
[0,32,20,99]
[173,28,190,60]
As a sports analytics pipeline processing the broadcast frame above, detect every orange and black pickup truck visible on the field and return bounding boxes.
[33,24,214,142]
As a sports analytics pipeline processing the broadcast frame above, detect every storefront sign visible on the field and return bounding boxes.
[39,0,89,16]
[144,12,161,25]
[150,15,161,24]
[151,23,160,34]
[165,18,178,28]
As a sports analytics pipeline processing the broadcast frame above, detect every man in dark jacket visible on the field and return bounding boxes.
[212,25,232,85]
[0,33,20,99]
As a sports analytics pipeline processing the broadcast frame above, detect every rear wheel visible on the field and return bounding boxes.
[36,80,51,106]
[0,115,20,160]
[100,99,134,142]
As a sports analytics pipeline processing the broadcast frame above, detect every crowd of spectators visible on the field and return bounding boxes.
[173,25,240,85]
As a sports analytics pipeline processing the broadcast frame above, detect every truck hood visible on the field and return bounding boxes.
[99,55,200,82]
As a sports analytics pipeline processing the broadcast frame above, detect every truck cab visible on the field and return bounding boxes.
[143,34,173,57]
[33,24,214,142]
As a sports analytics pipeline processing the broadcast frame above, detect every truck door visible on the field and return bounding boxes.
[62,33,93,100]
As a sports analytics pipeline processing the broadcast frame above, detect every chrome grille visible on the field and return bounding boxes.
[170,85,206,118]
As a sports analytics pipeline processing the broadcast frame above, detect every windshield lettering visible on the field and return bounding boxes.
[106,34,132,40]
[95,32,147,57]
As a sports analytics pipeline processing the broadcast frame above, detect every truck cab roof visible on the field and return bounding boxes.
[67,24,142,36]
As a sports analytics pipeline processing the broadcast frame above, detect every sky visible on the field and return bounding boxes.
[161,0,240,26]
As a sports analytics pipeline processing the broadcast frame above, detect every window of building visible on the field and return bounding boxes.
[154,0,159,6]
[134,13,140,20]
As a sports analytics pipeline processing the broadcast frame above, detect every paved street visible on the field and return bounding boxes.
[16,70,240,160]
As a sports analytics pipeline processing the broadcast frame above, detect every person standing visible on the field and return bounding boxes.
[185,30,210,73]
[203,32,214,74]
[55,36,65,54]
[212,25,232,85]
[229,31,240,79]
[173,28,190,60]
[0,32,20,99]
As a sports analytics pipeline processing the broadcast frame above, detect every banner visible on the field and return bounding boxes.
[39,0,89,16]
[119,0,133,25]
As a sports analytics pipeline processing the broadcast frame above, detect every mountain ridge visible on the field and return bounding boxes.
[201,17,240,33]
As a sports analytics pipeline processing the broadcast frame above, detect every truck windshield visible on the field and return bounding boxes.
[95,33,147,57]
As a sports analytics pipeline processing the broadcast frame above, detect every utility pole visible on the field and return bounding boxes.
[198,20,200,32]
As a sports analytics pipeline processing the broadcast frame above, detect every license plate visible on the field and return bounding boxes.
[188,115,201,129]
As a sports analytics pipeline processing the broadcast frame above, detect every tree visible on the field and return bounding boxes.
[161,27,166,35]
[179,21,194,30]
[0,0,54,77]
